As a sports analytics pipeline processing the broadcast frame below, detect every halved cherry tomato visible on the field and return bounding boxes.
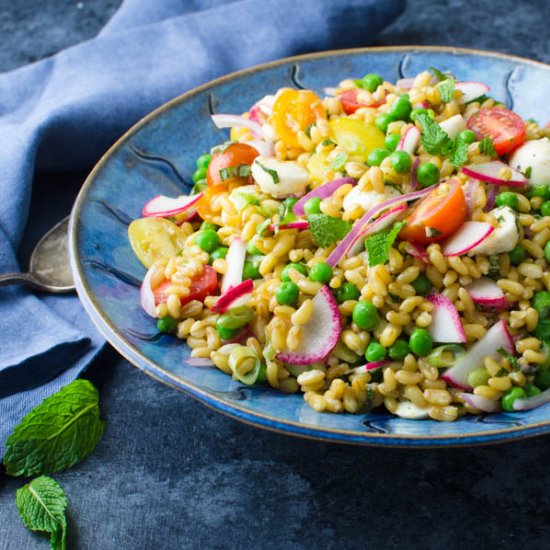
[400,178,467,245]
[207,142,258,188]
[154,265,218,307]
[271,89,326,147]
[337,89,385,115]
[196,184,237,223]
[467,107,526,156]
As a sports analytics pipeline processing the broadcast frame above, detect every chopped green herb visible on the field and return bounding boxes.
[426,227,443,238]
[523,166,532,178]
[307,214,352,248]
[210,140,235,154]
[256,219,271,236]
[438,79,455,103]
[219,164,251,182]
[449,140,469,168]
[304,123,314,138]
[255,161,280,184]
[330,152,348,171]
[364,221,406,267]
[498,347,519,370]
[277,197,298,226]
[321,139,335,147]
[479,137,496,157]
[430,66,455,82]
[415,112,454,156]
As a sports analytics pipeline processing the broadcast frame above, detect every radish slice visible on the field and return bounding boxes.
[464,179,479,216]
[326,184,437,267]
[459,392,502,413]
[403,241,429,263]
[140,264,162,317]
[249,94,276,124]
[211,114,265,140]
[211,279,254,314]
[364,360,392,371]
[462,161,528,187]
[442,222,494,257]
[346,204,407,257]
[267,220,309,232]
[513,388,550,411]
[466,277,508,310]
[293,177,356,216]
[456,81,490,104]
[396,78,415,89]
[221,237,246,294]
[142,192,204,218]
[397,126,420,155]
[276,286,341,365]
[427,294,467,343]
[441,320,515,390]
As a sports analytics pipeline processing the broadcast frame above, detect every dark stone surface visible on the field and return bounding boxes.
[1,1,550,549]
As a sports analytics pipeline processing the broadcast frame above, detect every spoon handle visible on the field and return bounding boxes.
[0,272,44,291]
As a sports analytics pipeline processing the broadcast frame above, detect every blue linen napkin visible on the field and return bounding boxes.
[0,0,405,455]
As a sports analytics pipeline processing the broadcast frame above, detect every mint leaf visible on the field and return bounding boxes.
[479,137,496,157]
[256,218,271,236]
[330,152,348,171]
[438,79,455,103]
[16,476,67,550]
[307,214,352,248]
[278,197,298,225]
[450,140,469,168]
[4,380,105,477]
[430,67,455,82]
[364,221,406,267]
[415,113,454,156]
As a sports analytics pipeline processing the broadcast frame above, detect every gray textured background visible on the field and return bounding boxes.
[1,1,550,549]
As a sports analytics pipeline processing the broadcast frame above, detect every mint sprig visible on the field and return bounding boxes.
[364,221,406,267]
[307,214,352,248]
[16,476,68,550]
[438,79,455,103]
[3,380,104,477]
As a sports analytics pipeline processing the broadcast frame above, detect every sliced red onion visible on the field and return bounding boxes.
[293,177,356,216]
[267,220,309,231]
[221,237,246,294]
[140,264,162,317]
[403,241,429,263]
[397,126,420,155]
[410,157,420,191]
[427,294,467,343]
[326,184,437,267]
[464,178,479,216]
[211,279,254,314]
[484,185,499,211]
[211,114,265,140]
[513,388,550,411]
[459,392,502,413]
[246,139,275,158]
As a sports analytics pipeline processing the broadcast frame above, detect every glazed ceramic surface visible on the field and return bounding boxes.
[69,46,550,446]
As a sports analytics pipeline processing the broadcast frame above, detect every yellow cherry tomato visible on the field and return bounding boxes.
[306,150,332,184]
[329,118,386,160]
[271,89,326,147]
[128,218,188,268]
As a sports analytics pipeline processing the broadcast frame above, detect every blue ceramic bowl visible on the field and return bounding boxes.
[69,46,550,446]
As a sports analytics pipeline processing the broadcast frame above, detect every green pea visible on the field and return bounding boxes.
[501,387,527,412]
[246,240,263,256]
[541,201,550,217]
[524,383,542,397]
[365,342,387,362]
[384,133,401,151]
[375,113,396,134]
[545,241,550,265]
[533,291,550,319]
[390,96,413,121]
[411,275,432,296]
[276,281,299,306]
[367,148,391,167]
[536,370,550,390]
[495,192,519,210]
[216,324,238,340]
[336,282,360,304]
[200,221,218,231]
[156,316,178,334]
[390,150,412,173]
[416,162,440,187]
[467,367,490,388]
[193,166,208,183]
[194,229,220,252]
[532,185,550,199]
[352,301,380,330]
[310,262,333,284]
[192,179,207,194]
[256,363,268,385]
[361,73,383,93]
[389,339,410,361]
[243,261,261,280]
[509,245,526,266]
[304,196,322,215]
[217,306,254,330]
[209,246,229,262]
[535,319,550,341]
[409,328,433,356]
[196,153,212,169]
[456,129,477,145]
[281,263,308,282]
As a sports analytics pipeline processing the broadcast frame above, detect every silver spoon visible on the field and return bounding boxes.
[0,216,75,294]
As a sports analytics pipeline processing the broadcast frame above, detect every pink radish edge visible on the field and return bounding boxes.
[397,126,420,155]
[462,161,527,187]
[427,294,467,344]
[513,388,550,411]
[211,279,254,314]
[221,237,246,294]
[140,264,162,317]
[442,221,494,257]
[459,393,502,413]
[142,192,204,218]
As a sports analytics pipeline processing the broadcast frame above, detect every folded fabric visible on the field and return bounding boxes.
[0,0,406,455]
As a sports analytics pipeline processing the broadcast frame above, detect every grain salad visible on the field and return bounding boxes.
[128,68,550,421]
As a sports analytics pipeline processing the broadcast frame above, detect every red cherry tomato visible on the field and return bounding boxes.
[337,89,385,115]
[466,107,526,156]
[207,143,259,188]
[154,266,218,306]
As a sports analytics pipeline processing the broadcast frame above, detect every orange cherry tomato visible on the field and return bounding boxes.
[271,89,326,147]
[154,265,218,307]
[337,89,386,115]
[466,107,526,156]
[207,142,259,188]
[400,178,467,245]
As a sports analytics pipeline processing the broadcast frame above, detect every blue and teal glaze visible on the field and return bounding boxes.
[69,47,550,447]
